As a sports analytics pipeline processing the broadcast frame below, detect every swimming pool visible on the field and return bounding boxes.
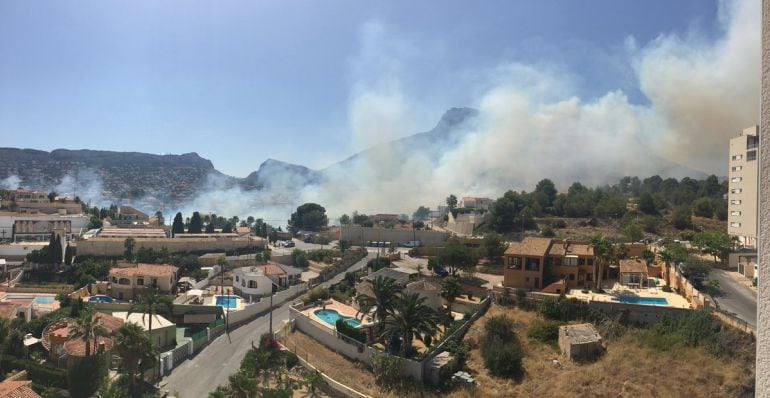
[314,309,362,328]
[612,297,669,306]
[88,296,114,303]
[215,295,240,309]
[34,296,55,304]
[6,295,56,304]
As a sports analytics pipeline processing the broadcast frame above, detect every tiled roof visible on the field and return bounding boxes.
[0,380,41,398]
[505,237,553,257]
[109,264,178,278]
[547,240,593,256]
[619,259,648,274]
[0,303,18,319]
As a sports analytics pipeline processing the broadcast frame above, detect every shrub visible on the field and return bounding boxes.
[370,351,404,391]
[527,319,561,345]
[1,357,67,389]
[284,351,299,370]
[303,288,330,304]
[335,319,366,344]
[482,340,523,378]
[662,285,673,292]
[481,314,524,378]
[540,226,555,238]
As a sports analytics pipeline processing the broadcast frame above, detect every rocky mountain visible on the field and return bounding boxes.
[0,106,706,213]
[0,148,224,206]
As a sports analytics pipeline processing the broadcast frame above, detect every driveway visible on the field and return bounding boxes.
[709,268,757,328]
[160,251,375,397]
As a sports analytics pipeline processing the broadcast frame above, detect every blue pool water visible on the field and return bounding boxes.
[612,297,669,306]
[6,295,56,304]
[34,296,55,304]
[314,309,362,328]
[88,296,114,303]
[216,296,239,309]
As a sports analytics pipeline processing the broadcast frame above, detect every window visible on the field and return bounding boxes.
[525,277,529,282]
[241,280,245,287]
[111,277,118,283]
[563,257,578,266]
[731,222,741,228]
[731,200,742,205]
[248,280,257,289]
[732,166,743,172]
[137,278,144,286]
[151,278,158,286]
[731,188,742,194]
[747,150,757,161]
[525,258,540,272]
[731,211,741,216]
[587,258,594,266]
[732,154,743,161]
[118,278,130,285]
[569,274,575,281]
[235,276,239,282]
[731,177,742,183]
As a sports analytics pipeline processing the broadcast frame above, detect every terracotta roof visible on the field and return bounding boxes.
[0,380,41,398]
[64,335,114,357]
[109,264,178,278]
[0,303,18,319]
[257,264,285,276]
[619,259,648,274]
[547,240,593,256]
[236,227,251,234]
[504,237,553,257]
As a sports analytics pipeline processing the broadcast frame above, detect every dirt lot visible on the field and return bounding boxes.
[459,305,753,398]
[283,304,752,398]
[530,215,725,242]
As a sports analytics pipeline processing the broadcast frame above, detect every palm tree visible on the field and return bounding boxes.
[227,370,257,398]
[590,235,613,291]
[69,307,109,357]
[380,292,438,357]
[128,286,174,348]
[304,370,324,397]
[115,323,157,391]
[441,276,462,316]
[208,386,229,398]
[354,276,403,327]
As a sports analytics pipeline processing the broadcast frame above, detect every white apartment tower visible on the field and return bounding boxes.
[728,125,759,248]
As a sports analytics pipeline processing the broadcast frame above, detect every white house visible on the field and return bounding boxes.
[232,263,303,301]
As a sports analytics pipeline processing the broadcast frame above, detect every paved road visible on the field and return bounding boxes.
[709,268,757,328]
[160,251,375,397]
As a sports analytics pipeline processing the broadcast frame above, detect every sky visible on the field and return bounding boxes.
[0,0,728,177]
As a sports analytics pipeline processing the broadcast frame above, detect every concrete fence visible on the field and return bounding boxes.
[340,226,448,247]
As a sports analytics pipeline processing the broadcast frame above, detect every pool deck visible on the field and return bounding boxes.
[203,295,246,312]
[302,299,373,330]
[0,292,60,312]
[566,282,691,309]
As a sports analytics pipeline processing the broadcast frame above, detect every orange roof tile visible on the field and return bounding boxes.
[0,380,41,398]
[109,263,178,278]
[619,259,648,274]
[504,237,553,257]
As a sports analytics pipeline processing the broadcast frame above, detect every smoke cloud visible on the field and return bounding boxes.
[175,0,760,225]
[6,1,759,227]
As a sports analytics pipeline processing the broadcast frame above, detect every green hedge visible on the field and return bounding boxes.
[336,319,366,344]
[2,356,68,389]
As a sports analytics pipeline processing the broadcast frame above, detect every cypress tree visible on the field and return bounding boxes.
[171,212,184,237]
[189,212,203,234]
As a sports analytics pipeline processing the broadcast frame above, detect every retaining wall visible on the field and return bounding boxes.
[340,226,448,247]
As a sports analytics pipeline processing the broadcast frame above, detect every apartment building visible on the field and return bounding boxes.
[728,126,759,278]
[503,237,595,290]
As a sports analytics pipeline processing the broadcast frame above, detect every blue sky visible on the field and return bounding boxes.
[0,1,720,176]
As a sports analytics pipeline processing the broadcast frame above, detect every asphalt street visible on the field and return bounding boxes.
[160,250,375,397]
[709,268,757,328]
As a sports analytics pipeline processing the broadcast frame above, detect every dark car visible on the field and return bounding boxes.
[434,266,449,277]
[283,240,295,248]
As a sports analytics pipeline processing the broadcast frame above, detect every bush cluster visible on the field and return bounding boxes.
[526,319,561,346]
[335,319,366,343]
[481,315,523,378]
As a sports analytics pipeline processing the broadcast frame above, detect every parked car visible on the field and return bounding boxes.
[283,240,295,248]
[434,266,449,277]
[402,240,422,248]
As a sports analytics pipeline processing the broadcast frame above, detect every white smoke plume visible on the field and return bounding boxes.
[171,0,760,225]
[0,175,21,190]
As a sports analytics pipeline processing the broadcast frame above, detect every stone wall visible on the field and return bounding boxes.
[76,237,264,257]
[340,226,448,247]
